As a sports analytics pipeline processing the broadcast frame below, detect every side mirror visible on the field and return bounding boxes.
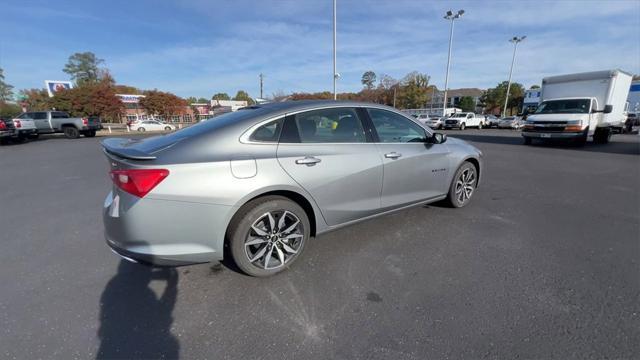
[603,105,613,114]
[430,132,447,144]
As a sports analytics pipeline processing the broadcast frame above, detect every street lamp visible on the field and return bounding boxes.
[502,35,526,117]
[333,0,338,100]
[442,9,464,116]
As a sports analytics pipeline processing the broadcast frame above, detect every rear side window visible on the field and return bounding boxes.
[249,118,283,142]
[33,112,48,120]
[284,107,367,143]
[51,112,69,119]
[368,108,426,143]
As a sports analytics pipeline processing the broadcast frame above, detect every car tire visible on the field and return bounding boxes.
[478,122,483,129]
[523,137,532,145]
[63,126,80,139]
[228,196,310,277]
[138,127,146,132]
[445,162,477,208]
[460,123,466,130]
[593,128,611,144]
[164,126,172,131]
[84,130,96,137]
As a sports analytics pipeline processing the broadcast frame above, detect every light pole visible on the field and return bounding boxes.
[333,0,338,100]
[502,36,526,117]
[442,9,464,116]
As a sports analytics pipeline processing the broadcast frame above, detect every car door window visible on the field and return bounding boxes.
[367,108,426,143]
[287,107,367,143]
[250,118,283,142]
[17,113,30,119]
[33,112,48,120]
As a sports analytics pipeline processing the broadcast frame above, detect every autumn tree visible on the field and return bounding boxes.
[113,84,142,94]
[0,68,14,101]
[0,102,22,118]
[19,89,51,111]
[397,71,430,109]
[361,71,377,90]
[48,79,124,121]
[139,90,188,118]
[212,92,230,100]
[63,52,105,85]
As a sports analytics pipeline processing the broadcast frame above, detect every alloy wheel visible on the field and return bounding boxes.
[455,167,476,204]
[244,210,304,270]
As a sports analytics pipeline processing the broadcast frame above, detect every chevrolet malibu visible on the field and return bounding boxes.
[102,101,483,277]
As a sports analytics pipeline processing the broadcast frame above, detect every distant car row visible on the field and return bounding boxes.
[1,111,103,144]
[126,119,176,132]
[414,113,524,130]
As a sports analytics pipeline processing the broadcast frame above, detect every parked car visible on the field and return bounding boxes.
[443,112,485,130]
[415,114,443,129]
[498,116,523,129]
[16,111,102,139]
[484,115,500,128]
[0,117,38,144]
[624,113,640,134]
[102,101,483,277]
[129,120,176,132]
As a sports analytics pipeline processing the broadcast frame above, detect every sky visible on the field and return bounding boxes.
[2,0,639,99]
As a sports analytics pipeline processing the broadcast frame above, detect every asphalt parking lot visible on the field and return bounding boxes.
[1,129,639,359]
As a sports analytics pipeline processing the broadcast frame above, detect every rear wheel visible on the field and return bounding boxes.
[445,162,477,208]
[164,126,172,131]
[228,196,310,277]
[63,126,79,139]
[138,127,146,132]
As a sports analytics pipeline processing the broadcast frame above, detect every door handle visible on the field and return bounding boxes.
[295,156,321,166]
[384,152,402,159]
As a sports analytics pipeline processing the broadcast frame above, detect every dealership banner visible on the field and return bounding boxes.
[116,94,145,103]
[44,80,73,97]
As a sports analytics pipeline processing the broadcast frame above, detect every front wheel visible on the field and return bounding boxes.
[445,162,477,208]
[164,126,172,131]
[228,196,310,277]
[460,123,466,130]
[137,127,146,132]
[478,122,483,129]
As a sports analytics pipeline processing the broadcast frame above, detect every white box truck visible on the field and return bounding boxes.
[522,69,633,145]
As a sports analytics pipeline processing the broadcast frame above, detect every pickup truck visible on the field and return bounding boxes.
[15,111,102,139]
[443,112,485,130]
[0,117,38,144]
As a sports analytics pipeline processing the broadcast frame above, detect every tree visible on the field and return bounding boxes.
[457,96,476,112]
[19,89,51,111]
[233,90,255,105]
[212,93,230,100]
[397,71,431,109]
[0,68,14,101]
[48,78,124,122]
[139,90,187,118]
[63,52,105,85]
[113,84,142,94]
[481,81,525,115]
[0,102,22,118]
[361,71,377,90]
[530,85,540,89]
[197,97,208,103]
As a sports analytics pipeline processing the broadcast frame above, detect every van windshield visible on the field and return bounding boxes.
[534,99,590,114]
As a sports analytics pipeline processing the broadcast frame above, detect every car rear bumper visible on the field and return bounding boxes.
[103,190,230,266]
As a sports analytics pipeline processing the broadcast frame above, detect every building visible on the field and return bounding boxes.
[425,88,485,116]
[211,100,248,116]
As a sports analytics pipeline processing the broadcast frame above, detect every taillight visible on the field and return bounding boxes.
[109,169,169,198]
[0,121,6,130]
[14,120,21,128]
[82,118,88,126]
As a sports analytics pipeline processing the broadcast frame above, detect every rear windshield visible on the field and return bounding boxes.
[132,107,262,153]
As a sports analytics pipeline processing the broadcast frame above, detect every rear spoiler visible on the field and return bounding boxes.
[101,138,156,160]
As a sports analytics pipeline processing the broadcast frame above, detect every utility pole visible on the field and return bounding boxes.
[259,73,264,99]
[443,9,464,117]
[502,36,526,117]
[333,0,338,100]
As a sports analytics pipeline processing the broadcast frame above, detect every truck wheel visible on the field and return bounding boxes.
[478,122,483,129]
[523,137,532,145]
[63,126,80,139]
[138,127,146,132]
[593,128,611,144]
[460,123,466,130]
[84,130,96,138]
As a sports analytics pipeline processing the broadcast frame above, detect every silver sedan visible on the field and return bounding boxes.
[102,101,483,276]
